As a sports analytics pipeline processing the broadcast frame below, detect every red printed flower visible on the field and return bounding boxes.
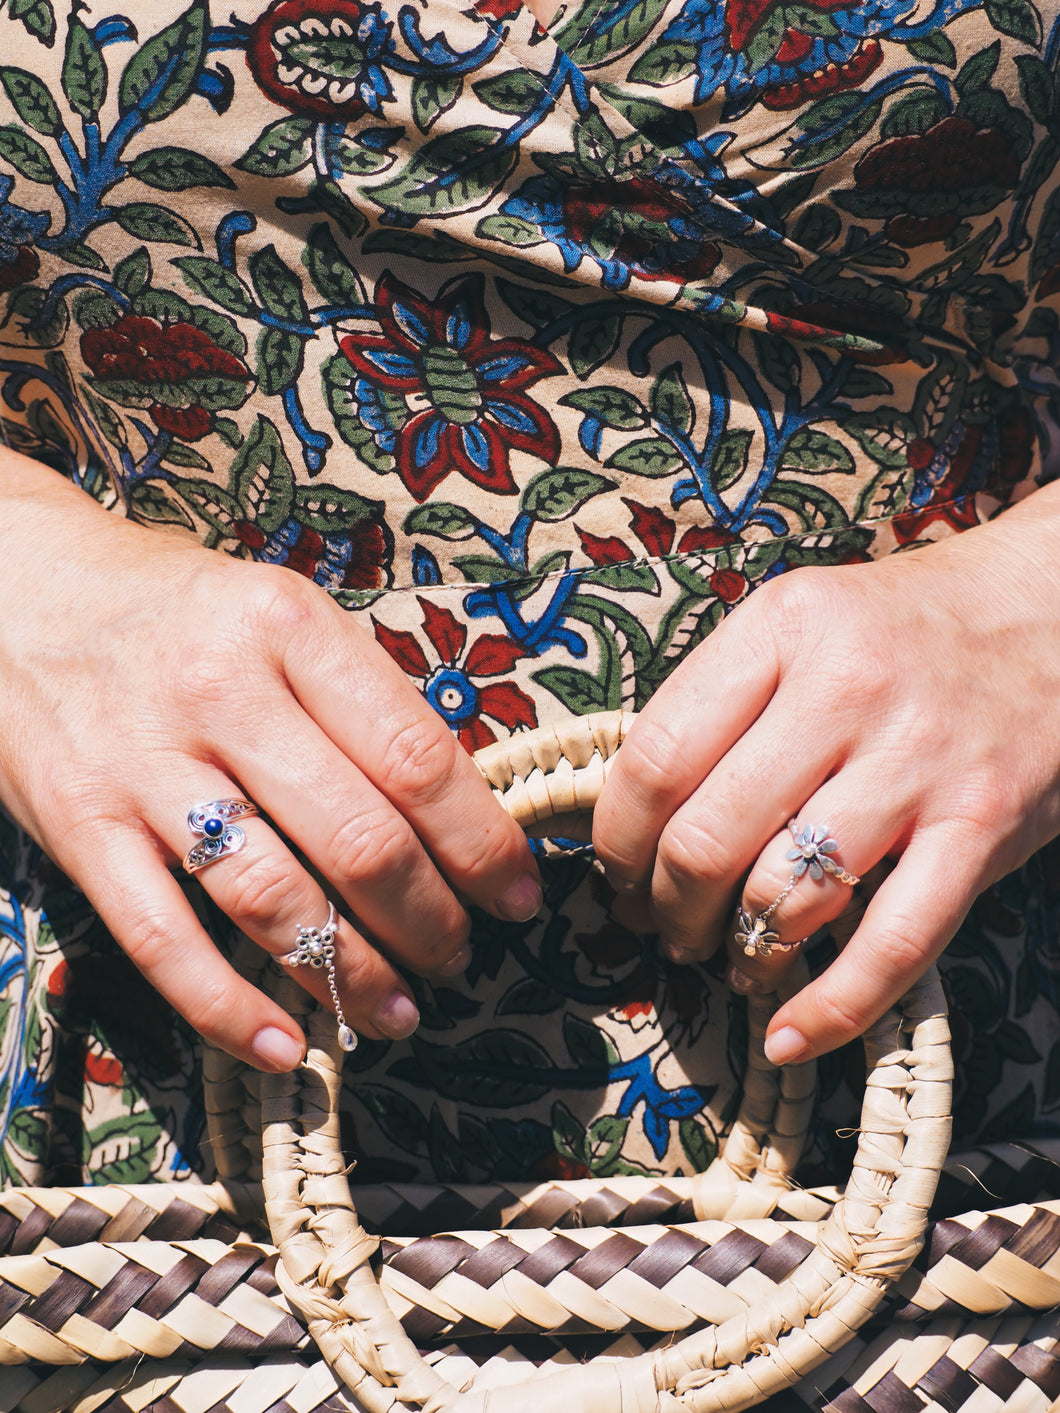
[605,501,740,562]
[233,514,392,591]
[85,1049,124,1087]
[373,597,537,752]
[764,300,909,363]
[341,273,562,501]
[80,316,251,441]
[0,244,38,293]
[246,0,394,119]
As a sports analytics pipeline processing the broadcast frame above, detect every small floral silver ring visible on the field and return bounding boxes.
[733,821,859,960]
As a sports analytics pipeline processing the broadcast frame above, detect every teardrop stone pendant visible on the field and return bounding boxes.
[338,1024,358,1053]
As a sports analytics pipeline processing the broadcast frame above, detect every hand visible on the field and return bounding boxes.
[0,451,541,1070]
[593,485,1060,1065]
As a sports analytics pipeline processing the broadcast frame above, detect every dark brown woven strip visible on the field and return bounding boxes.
[9,1203,51,1256]
[99,1199,163,1245]
[0,1277,29,1327]
[23,1270,95,1332]
[511,1233,584,1284]
[143,1198,210,1244]
[626,1227,706,1288]
[81,1261,160,1327]
[1010,1339,1060,1398]
[46,1196,110,1248]
[754,1229,815,1282]
[194,1247,263,1304]
[1008,1205,1060,1265]
[915,1354,979,1413]
[138,1253,211,1319]
[457,1237,530,1289]
[944,1213,1019,1270]
[568,1232,644,1290]
[386,1236,475,1289]
[862,1370,926,1412]
[690,1228,768,1284]
[966,1344,1023,1398]
[245,1251,280,1293]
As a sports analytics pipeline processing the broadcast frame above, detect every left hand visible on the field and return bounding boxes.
[593,484,1060,1065]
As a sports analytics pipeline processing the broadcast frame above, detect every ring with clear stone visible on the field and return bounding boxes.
[279,902,357,1053]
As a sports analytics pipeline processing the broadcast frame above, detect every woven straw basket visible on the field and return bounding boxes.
[3,710,1060,1412]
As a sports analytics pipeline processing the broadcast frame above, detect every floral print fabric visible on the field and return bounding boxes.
[0,0,1059,1189]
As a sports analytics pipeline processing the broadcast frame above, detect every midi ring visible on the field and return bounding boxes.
[183,798,259,874]
[280,903,357,1053]
[734,820,859,959]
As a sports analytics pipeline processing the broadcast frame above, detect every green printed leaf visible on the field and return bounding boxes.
[560,0,668,69]
[362,228,474,264]
[564,1012,618,1068]
[753,328,800,393]
[411,71,461,132]
[905,31,956,66]
[994,1019,1041,1064]
[255,326,304,396]
[770,172,817,221]
[82,386,128,449]
[627,38,697,85]
[113,247,151,298]
[369,125,517,218]
[7,1108,47,1159]
[521,468,617,521]
[129,480,195,528]
[0,66,62,135]
[331,133,393,176]
[404,502,477,539]
[230,415,294,531]
[6,0,55,46]
[840,367,893,400]
[765,478,848,530]
[712,428,752,491]
[407,1030,554,1106]
[790,99,882,169]
[61,241,107,270]
[559,386,647,430]
[880,91,948,140]
[303,222,366,306]
[745,8,788,69]
[954,41,1001,95]
[62,19,106,119]
[497,278,573,331]
[598,85,697,153]
[161,439,209,469]
[1016,53,1054,124]
[791,202,841,250]
[294,485,380,534]
[533,664,609,714]
[475,213,543,246]
[118,0,206,124]
[8,286,67,346]
[172,478,241,534]
[587,1115,630,1173]
[132,286,192,323]
[249,245,308,321]
[779,426,855,475]
[587,559,659,593]
[497,977,564,1015]
[605,436,682,477]
[0,124,57,183]
[679,1118,715,1172]
[129,146,236,192]
[552,1102,589,1164]
[235,116,315,176]
[114,202,199,247]
[355,1087,428,1153]
[173,256,254,316]
[86,1114,161,1185]
[472,68,543,114]
[985,0,1041,44]
[453,553,513,583]
[569,314,621,377]
[650,363,694,434]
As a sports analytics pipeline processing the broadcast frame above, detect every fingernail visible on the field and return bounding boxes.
[497,873,542,922]
[436,944,472,976]
[252,1026,305,1072]
[728,966,758,994]
[764,1026,808,1066]
[374,992,420,1040]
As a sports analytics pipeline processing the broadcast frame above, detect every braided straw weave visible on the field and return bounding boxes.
[207,709,953,1412]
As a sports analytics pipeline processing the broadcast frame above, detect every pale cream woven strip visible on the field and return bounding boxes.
[244,711,953,1413]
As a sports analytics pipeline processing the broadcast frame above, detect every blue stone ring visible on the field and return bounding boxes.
[183,798,260,874]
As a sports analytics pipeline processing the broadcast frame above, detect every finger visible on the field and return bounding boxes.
[726,782,904,992]
[282,612,542,922]
[72,827,308,1072]
[592,605,779,895]
[762,828,977,1064]
[160,798,421,1042]
[209,706,476,975]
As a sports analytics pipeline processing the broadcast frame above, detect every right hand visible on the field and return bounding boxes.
[0,452,541,1070]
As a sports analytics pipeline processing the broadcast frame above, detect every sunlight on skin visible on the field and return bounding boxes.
[524,0,565,25]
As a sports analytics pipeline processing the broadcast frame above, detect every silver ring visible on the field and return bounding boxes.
[280,903,357,1053]
[183,798,259,874]
[734,821,859,959]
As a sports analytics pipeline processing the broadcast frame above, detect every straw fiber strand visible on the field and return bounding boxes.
[244,713,954,1411]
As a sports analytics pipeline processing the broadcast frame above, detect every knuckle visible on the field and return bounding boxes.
[620,718,689,800]
[223,854,299,931]
[331,810,419,889]
[237,565,318,641]
[121,911,177,975]
[657,815,733,886]
[376,720,459,810]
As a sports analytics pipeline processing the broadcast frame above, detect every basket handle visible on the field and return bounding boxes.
[254,710,953,1412]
